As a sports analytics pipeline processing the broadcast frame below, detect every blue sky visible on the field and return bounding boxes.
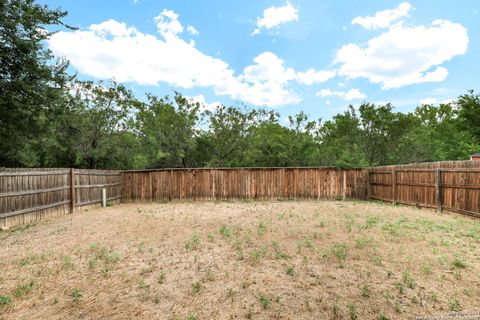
[40,0,480,121]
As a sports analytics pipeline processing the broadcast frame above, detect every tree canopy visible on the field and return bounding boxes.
[1,0,479,169]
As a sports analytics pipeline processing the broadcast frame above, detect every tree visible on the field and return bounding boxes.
[44,80,144,169]
[0,0,71,166]
[200,106,275,167]
[135,93,199,168]
[457,90,480,143]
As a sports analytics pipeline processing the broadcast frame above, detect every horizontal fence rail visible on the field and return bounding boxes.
[369,160,480,218]
[2,160,479,229]
[0,168,122,229]
[122,167,369,202]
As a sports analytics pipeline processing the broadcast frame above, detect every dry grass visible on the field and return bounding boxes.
[0,200,479,319]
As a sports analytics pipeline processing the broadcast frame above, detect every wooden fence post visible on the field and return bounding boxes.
[366,170,371,201]
[435,169,443,213]
[70,168,75,214]
[342,170,347,201]
[392,169,397,205]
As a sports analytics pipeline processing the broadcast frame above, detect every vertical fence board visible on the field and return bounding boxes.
[0,168,122,229]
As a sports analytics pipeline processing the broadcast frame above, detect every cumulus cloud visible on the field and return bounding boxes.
[187,25,199,35]
[352,2,413,30]
[252,1,298,35]
[420,97,454,105]
[155,9,183,36]
[296,69,336,85]
[186,95,221,112]
[335,19,468,89]
[48,12,307,107]
[316,88,367,101]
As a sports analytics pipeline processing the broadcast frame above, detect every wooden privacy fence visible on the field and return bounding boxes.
[122,167,369,202]
[0,168,122,229]
[369,160,480,218]
[2,161,479,229]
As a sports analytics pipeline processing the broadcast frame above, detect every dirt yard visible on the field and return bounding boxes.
[0,200,479,320]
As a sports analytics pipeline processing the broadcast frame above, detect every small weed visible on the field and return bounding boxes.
[286,266,295,276]
[276,252,292,260]
[347,303,357,320]
[185,233,200,250]
[14,281,34,298]
[186,315,197,320]
[394,282,405,294]
[332,243,348,266]
[402,271,415,289]
[411,295,418,304]
[207,232,214,242]
[317,220,325,228]
[10,223,36,233]
[365,216,381,228]
[246,307,254,319]
[259,294,271,309]
[192,281,201,294]
[373,256,382,266]
[422,264,433,276]
[271,240,279,251]
[226,288,235,298]
[258,222,267,236]
[138,280,150,289]
[448,298,461,311]
[250,246,267,263]
[62,255,74,270]
[361,284,370,297]
[138,241,145,253]
[158,271,166,284]
[0,295,11,307]
[378,315,390,320]
[88,259,97,269]
[452,257,466,269]
[394,301,401,313]
[430,292,438,302]
[303,237,314,250]
[71,288,83,302]
[332,304,340,318]
[219,225,231,238]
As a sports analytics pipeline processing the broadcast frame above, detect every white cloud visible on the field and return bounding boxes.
[335,19,468,89]
[187,25,199,36]
[48,13,304,107]
[352,2,413,30]
[253,1,298,35]
[186,95,221,112]
[316,88,366,101]
[420,97,437,105]
[296,69,336,85]
[420,97,454,105]
[154,9,183,36]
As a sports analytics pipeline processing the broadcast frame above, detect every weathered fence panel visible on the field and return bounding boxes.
[0,168,122,229]
[369,161,480,217]
[122,167,369,202]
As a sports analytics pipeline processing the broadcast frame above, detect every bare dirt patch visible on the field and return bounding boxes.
[0,200,479,319]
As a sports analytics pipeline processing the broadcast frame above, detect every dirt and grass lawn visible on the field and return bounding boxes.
[0,200,479,319]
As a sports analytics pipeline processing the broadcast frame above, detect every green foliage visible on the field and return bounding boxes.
[0,295,11,307]
[14,280,34,298]
[71,288,83,301]
[259,294,271,309]
[0,0,478,169]
[192,281,201,294]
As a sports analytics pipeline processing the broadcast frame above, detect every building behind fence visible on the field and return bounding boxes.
[1,161,479,228]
